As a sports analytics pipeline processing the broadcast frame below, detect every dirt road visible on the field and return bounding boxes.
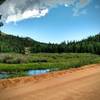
[0,64,100,100]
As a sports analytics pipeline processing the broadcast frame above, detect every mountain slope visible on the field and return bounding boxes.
[0,31,100,54]
[0,32,40,53]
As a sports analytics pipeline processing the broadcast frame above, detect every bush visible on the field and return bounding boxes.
[3,56,13,63]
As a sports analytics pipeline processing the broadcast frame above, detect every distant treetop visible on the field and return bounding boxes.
[0,0,6,5]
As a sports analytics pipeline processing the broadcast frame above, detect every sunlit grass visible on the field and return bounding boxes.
[0,53,100,72]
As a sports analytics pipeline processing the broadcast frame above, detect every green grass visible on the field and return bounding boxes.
[0,53,100,72]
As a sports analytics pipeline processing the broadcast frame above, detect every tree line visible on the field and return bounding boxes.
[0,32,100,55]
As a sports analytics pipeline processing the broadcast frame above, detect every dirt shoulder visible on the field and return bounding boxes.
[0,64,100,100]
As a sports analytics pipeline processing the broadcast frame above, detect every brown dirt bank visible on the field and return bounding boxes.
[0,64,100,100]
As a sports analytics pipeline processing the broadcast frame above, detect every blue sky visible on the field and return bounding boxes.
[1,0,100,43]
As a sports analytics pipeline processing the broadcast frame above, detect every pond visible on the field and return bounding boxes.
[0,69,50,79]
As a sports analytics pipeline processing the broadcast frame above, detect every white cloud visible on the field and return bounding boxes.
[65,4,68,7]
[0,0,92,23]
[6,8,48,23]
[73,0,91,16]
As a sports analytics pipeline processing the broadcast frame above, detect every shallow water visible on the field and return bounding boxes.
[0,69,50,79]
[0,73,9,79]
[28,69,50,75]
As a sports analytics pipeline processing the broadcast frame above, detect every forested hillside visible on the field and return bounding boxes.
[0,32,40,53]
[0,31,100,54]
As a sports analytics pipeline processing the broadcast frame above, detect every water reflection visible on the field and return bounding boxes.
[28,69,50,75]
[0,69,50,79]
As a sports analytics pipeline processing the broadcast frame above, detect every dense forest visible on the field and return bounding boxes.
[0,31,100,54]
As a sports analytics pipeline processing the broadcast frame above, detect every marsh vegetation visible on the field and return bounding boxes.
[0,53,100,78]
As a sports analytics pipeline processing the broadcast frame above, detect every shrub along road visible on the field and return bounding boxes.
[0,64,100,100]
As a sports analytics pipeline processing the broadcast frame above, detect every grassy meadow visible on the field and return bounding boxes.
[0,53,100,72]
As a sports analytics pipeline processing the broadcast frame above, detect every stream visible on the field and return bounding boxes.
[0,69,50,79]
